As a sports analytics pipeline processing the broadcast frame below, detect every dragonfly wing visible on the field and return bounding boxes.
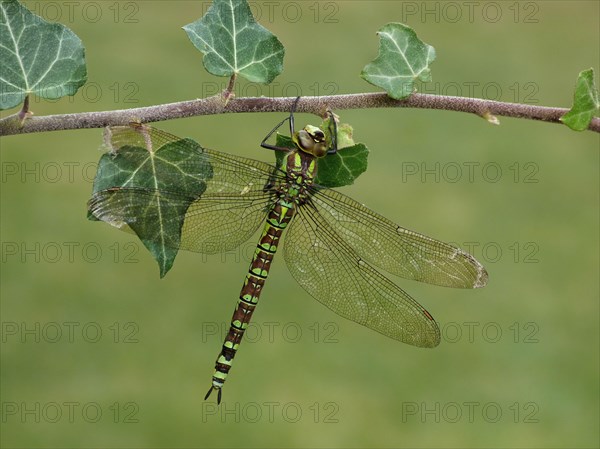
[283,205,440,347]
[89,188,274,255]
[181,146,282,253]
[311,188,488,289]
[179,192,272,253]
[89,125,283,254]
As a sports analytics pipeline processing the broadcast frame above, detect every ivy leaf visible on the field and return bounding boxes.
[0,0,87,110]
[361,23,435,100]
[183,0,284,84]
[273,134,291,171]
[560,68,599,131]
[88,124,212,278]
[315,143,369,188]
[312,117,369,187]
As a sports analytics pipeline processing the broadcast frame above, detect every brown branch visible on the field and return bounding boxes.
[1,92,598,136]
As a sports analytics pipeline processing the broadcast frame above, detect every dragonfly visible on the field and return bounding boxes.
[88,99,488,404]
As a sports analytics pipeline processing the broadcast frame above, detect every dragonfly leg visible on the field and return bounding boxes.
[260,97,302,152]
[326,109,339,155]
[260,116,291,151]
[288,96,301,135]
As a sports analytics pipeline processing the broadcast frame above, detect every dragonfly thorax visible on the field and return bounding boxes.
[280,150,316,206]
[294,125,328,158]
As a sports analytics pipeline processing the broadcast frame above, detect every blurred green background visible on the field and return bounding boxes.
[1,1,598,447]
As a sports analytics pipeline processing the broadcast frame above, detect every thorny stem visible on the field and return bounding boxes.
[1,92,598,136]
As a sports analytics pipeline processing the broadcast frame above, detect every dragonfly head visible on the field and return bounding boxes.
[295,125,328,158]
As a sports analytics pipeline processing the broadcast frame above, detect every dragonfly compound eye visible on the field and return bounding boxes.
[296,126,328,158]
[296,129,314,150]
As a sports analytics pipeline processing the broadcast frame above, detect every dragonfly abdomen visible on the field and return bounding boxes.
[205,200,296,403]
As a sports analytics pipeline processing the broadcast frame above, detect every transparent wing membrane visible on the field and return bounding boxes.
[284,204,441,347]
[312,187,488,288]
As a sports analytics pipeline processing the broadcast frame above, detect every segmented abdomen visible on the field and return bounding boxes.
[207,199,296,400]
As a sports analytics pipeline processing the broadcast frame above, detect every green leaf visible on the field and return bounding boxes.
[274,133,294,169]
[361,23,435,100]
[274,132,369,189]
[0,0,87,110]
[88,125,213,277]
[183,0,284,84]
[315,143,369,188]
[560,68,599,131]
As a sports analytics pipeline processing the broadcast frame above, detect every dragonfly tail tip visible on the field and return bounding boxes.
[204,385,223,404]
